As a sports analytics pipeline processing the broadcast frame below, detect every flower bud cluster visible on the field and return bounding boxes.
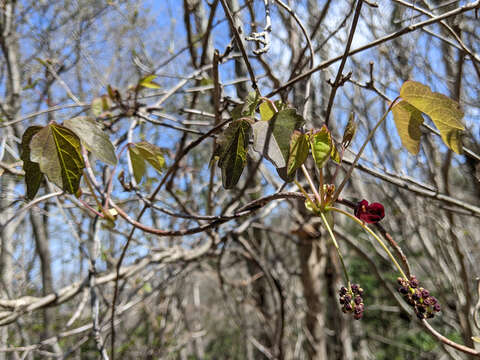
[397,276,441,319]
[339,283,364,320]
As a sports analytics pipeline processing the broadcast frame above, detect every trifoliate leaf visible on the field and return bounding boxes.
[30,123,85,195]
[64,117,117,165]
[400,81,464,154]
[21,126,44,200]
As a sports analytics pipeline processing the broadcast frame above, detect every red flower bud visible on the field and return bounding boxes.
[354,200,385,224]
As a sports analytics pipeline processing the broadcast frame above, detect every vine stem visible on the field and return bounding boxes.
[329,206,408,280]
[294,180,319,212]
[301,164,322,204]
[320,211,350,284]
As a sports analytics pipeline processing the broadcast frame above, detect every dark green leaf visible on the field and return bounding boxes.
[217,119,251,189]
[64,117,117,165]
[252,109,305,168]
[30,123,85,195]
[21,126,44,200]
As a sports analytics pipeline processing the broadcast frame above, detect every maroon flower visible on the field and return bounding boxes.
[354,200,385,224]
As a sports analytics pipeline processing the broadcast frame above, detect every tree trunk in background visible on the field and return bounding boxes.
[30,209,55,337]
[0,2,22,358]
[297,232,328,360]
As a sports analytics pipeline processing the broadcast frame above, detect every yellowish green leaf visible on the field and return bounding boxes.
[259,100,276,121]
[400,81,464,154]
[309,125,332,169]
[330,142,341,163]
[139,74,161,89]
[392,100,424,154]
[129,146,146,184]
[133,141,166,174]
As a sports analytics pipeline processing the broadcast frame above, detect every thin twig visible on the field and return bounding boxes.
[324,0,364,126]
[219,0,259,90]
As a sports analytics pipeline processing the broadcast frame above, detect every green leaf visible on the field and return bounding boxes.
[217,119,251,189]
[309,125,333,169]
[132,141,166,173]
[286,131,309,179]
[64,117,117,165]
[200,77,213,87]
[128,146,146,184]
[400,81,464,154]
[252,108,305,168]
[128,141,166,184]
[231,91,260,120]
[259,100,275,121]
[21,126,44,200]
[341,113,357,148]
[392,100,424,155]
[252,121,284,167]
[330,142,341,164]
[30,123,85,195]
[138,74,161,89]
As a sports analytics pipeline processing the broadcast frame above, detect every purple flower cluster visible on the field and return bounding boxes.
[397,276,441,319]
[339,283,364,320]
